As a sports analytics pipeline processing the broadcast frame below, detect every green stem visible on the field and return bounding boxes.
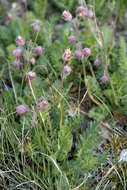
[81,57,100,105]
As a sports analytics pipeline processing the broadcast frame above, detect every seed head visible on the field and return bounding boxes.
[37,101,47,111]
[86,10,94,19]
[27,71,36,81]
[82,48,91,58]
[63,65,72,74]
[34,46,43,54]
[62,10,72,21]
[62,48,71,61]
[76,7,86,17]
[33,24,40,33]
[68,35,76,43]
[75,50,82,60]
[16,105,28,115]
[13,48,23,57]
[101,75,108,83]
[16,36,25,46]
[119,149,127,162]
[12,60,21,68]
[30,57,36,65]
[94,59,101,66]
[7,13,13,21]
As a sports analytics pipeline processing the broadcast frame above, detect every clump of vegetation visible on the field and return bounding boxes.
[0,0,127,189]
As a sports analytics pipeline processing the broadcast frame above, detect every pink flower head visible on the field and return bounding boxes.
[16,36,25,46]
[68,35,76,43]
[37,101,47,111]
[27,71,36,80]
[34,46,43,54]
[7,13,13,21]
[63,65,72,74]
[75,50,82,60]
[62,10,72,21]
[12,60,21,68]
[86,10,94,19]
[82,48,91,58]
[94,59,101,66]
[16,105,28,115]
[101,75,108,83]
[76,7,86,17]
[13,48,23,57]
[62,48,71,61]
[33,24,40,33]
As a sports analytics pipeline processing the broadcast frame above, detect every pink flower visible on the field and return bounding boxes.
[82,48,91,58]
[16,105,28,115]
[13,48,23,57]
[63,65,72,74]
[68,35,76,43]
[101,75,108,83]
[12,60,21,68]
[62,48,71,61]
[75,50,82,60]
[33,25,40,33]
[16,36,25,46]
[94,59,101,66]
[34,46,43,54]
[37,101,47,111]
[27,71,36,80]
[86,10,94,19]
[62,10,72,21]
[76,7,86,17]
[7,13,13,21]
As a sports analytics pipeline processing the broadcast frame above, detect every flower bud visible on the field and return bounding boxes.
[94,59,101,66]
[37,101,47,111]
[68,35,76,43]
[16,36,25,46]
[16,105,28,115]
[74,50,82,60]
[62,10,72,21]
[30,57,36,65]
[27,71,36,81]
[62,48,71,61]
[76,7,86,17]
[101,75,108,83]
[12,60,21,68]
[13,48,23,57]
[72,18,78,28]
[34,46,43,54]
[86,10,94,19]
[7,13,13,21]
[82,48,91,58]
[63,65,72,74]
[33,24,40,33]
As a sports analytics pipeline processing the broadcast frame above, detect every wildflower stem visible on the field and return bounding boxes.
[88,60,97,82]
[81,56,100,105]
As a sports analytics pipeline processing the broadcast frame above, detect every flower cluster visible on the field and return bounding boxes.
[61,6,109,83]
[16,100,48,115]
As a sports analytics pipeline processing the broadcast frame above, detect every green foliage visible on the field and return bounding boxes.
[56,124,73,161]
[0,0,127,189]
[88,104,110,122]
[76,121,107,172]
[33,0,48,20]
[119,0,127,22]
[87,75,103,99]
[50,0,77,12]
